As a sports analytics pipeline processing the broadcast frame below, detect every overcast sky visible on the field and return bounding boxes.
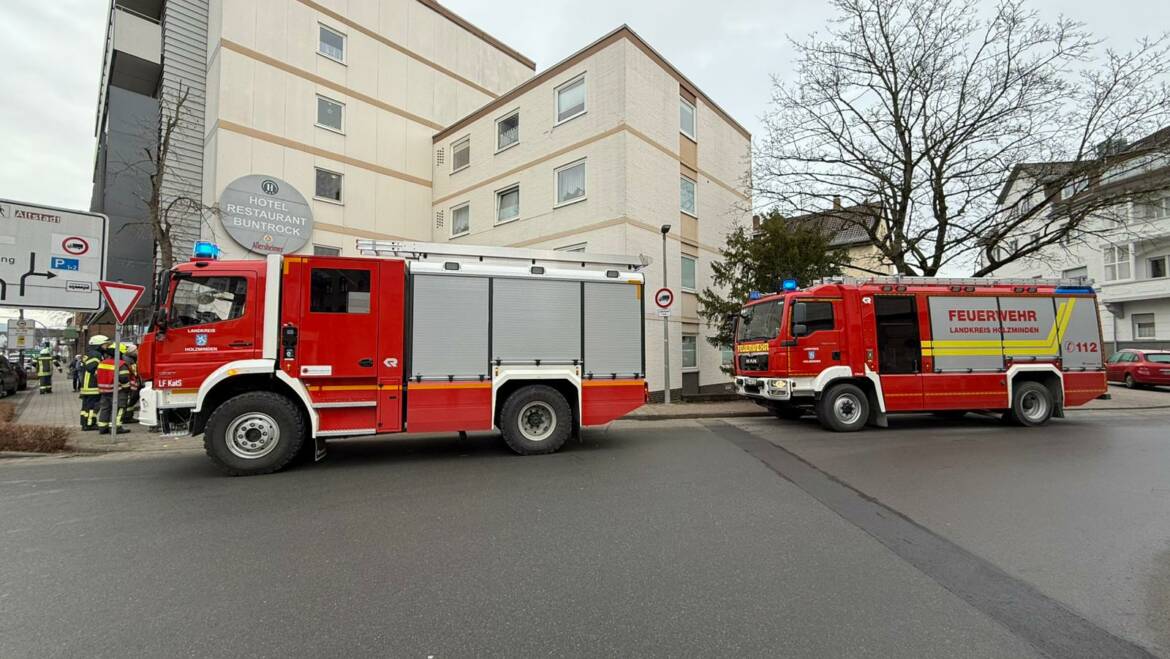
[0,0,1167,326]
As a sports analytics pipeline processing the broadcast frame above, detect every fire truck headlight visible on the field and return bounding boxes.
[768,379,787,390]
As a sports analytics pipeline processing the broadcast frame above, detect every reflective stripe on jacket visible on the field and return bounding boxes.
[96,359,131,393]
[37,356,53,377]
[80,355,102,395]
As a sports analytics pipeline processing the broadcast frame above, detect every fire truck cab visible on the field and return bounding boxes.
[732,277,1108,431]
[137,240,648,475]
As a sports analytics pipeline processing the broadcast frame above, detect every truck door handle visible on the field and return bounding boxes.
[229,341,252,348]
[358,358,374,368]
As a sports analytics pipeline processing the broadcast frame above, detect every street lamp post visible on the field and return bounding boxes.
[660,224,672,404]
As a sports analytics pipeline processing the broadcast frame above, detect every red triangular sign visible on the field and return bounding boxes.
[99,281,146,324]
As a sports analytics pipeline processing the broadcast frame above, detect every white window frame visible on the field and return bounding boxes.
[318,24,346,64]
[314,167,343,204]
[495,109,520,153]
[495,184,520,225]
[1132,313,1156,339]
[681,334,699,371]
[315,94,345,134]
[1103,244,1132,282]
[554,74,587,125]
[1148,255,1168,279]
[681,255,697,292]
[680,96,696,141]
[451,136,470,174]
[554,159,587,207]
[313,245,341,256]
[680,174,697,217]
[450,202,470,238]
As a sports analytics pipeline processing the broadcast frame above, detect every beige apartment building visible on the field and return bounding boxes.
[94,0,752,397]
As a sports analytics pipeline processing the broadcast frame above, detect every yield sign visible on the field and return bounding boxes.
[98,281,146,324]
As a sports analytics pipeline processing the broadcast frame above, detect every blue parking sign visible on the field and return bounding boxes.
[50,256,80,271]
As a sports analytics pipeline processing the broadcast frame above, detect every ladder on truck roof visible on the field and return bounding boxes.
[355,239,649,271]
[816,275,1094,288]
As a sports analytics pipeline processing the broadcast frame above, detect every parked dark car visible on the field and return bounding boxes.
[1105,349,1170,388]
[0,357,19,397]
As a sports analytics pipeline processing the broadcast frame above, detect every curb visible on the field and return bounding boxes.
[625,404,1170,421]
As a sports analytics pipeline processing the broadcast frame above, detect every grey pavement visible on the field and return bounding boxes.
[1,423,1047,658]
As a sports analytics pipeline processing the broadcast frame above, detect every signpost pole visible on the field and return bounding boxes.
[661,226,671,404]
[111,323,121,438]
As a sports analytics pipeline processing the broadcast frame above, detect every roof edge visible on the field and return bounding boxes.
[433,25,751,142]
[415,0,535,70]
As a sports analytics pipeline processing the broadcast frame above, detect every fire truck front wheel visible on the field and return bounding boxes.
[203,392,306,476]
[815,383,870,432]
[499,385,573,455]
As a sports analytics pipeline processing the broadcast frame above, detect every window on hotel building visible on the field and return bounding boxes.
[1150,256,1167,279]
[680,175,696,215]
[1061,265,1088,282]
[497,111,519,151]
[1103,244,1131,281]
[318,25,345,63]
[682,334,698,369]
[316,95,344,132]
[1133,313,1156,339]
[451,203,470,237]
[313,245,341,256]
[555,75,586,123]
[315,168,342,202]
[555,160,586,205]
[681,255,696,291]
[496,185,520,223]
[680,97,696,140]
[452,137,470,172]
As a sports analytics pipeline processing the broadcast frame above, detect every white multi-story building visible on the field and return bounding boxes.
[995,129,1170,351]
[92,1,752,397]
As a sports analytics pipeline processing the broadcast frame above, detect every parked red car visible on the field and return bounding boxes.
[1105,349,1170,388]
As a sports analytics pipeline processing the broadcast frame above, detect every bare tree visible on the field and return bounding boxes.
[756,0,1170,276]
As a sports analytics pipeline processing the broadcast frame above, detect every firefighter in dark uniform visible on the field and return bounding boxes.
[79,335,108,431]
[120,343,140,424]
[96,342,132,435]
[36,347,55,394]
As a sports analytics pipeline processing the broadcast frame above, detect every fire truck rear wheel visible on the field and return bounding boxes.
[500,385,572,455]
[204,392,306,476]
[1008,381,1054,427]
[815,383,870,432]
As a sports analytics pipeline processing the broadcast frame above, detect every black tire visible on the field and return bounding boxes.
[499,385,573,455]
[815,383,870,432]
[1124,374,1136,389]
[203,391,306,476]
[1006,381,1054,427]
[770,404,806,421]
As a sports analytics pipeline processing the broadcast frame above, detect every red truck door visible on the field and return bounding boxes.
[869,295,924,410]
[289,257,383,434]
[787,297,846,376]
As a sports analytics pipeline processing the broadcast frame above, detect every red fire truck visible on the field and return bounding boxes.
[732,277,1108,431]
[137,240,648,475]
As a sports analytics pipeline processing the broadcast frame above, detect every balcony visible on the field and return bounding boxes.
[109,5,162,95]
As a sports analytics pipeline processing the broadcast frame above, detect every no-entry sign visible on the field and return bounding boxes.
[654,287,674,309]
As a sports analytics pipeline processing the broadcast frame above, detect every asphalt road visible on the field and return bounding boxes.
[0,412,1166,657]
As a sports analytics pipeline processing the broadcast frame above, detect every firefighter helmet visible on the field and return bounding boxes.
[119,342,137,355]
[88,335,110,346]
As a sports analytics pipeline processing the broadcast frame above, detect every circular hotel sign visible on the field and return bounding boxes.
[218,175,314,255]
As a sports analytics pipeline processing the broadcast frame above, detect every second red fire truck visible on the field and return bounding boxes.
[137,241,649,475]
[732,277,1108,431]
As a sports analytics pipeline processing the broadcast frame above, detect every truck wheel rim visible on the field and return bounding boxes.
[1020,391,1048,422]
[518,402,556,441]
[226,413,280,459]
[834,394,863,425]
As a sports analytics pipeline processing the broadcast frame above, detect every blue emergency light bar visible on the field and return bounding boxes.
[1054,286,1094,294]
[748,291,763,300]
[782,279,799,291]
[192,241,221,260]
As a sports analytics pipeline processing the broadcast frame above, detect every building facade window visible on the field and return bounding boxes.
[555,75,586,124]
[681,334,698,369]
[681,255,696,291]
[316,95,344,132]
[496,111,519,151]
[680,97,696,140]
[496,185,520,223]
[680,175,696,216]
[1149,256,1167,279]
[318,25,345,63]
[1133,196,1170,220]
[1133,313,1156,339]
[1061,265,1089,281]
[313,245,341,256]
[451,137,470,172]
[1103,244,1131,281]
[451,203,470,237]
[555,160,586,205]
[314,168,342,202]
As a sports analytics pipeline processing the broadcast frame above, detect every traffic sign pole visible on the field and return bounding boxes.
[112,324,122,438]
[97,280,145,439]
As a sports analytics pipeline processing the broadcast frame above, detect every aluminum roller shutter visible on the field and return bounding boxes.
[411,275,489,379]
[584,282,642,377]
[492,279,581,363]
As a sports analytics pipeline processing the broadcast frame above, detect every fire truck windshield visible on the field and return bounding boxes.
[737,299,783,342]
